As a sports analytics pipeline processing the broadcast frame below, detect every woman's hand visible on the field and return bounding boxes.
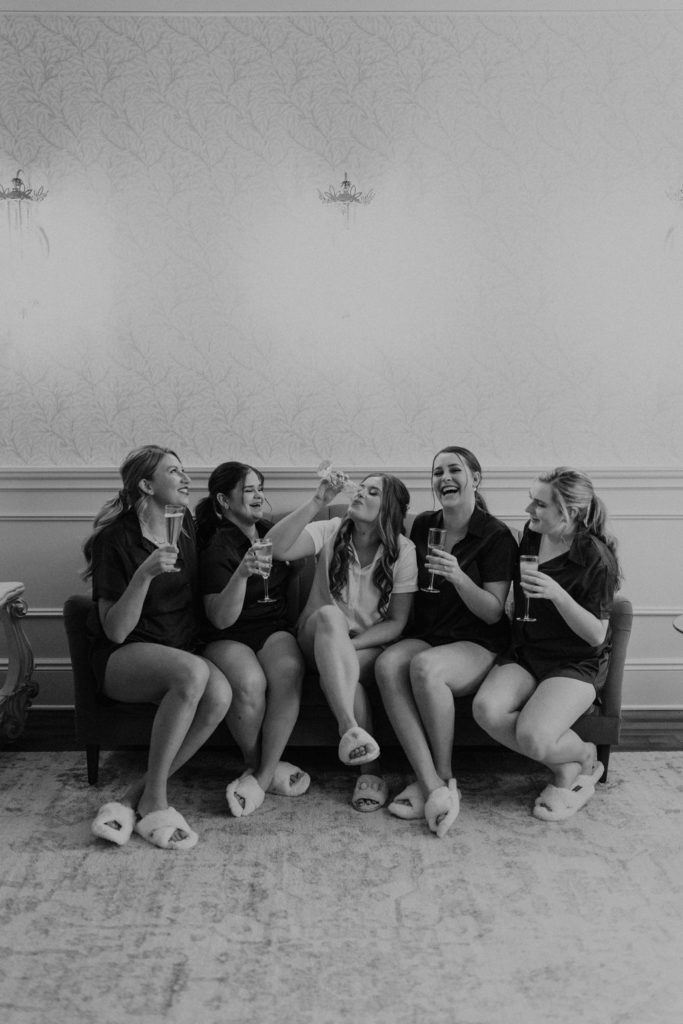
[137,545,179,579]
[425,549,466,587]
[519,568,564,604]
[237,544,271,580]
[314,476,346,506]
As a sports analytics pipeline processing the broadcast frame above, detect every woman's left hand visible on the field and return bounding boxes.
[425,550,465,586]
[519,568,564,603]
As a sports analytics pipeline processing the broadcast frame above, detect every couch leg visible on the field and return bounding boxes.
[86,744,100,786]
[597,744,610,782]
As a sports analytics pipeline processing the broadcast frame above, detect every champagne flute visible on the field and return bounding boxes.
[254,538,276,604]
[421,528,448,593]
[517,554,539,622]
[164,504,184,572]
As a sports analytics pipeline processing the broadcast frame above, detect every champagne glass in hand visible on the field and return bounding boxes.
[421,528,448,594]
[517,554,539,622]
[254,538,276,604]
[164,504,184,572]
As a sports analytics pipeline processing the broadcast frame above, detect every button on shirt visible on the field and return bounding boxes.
[298,518,418,635]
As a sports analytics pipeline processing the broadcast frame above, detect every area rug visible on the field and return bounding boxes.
[0,750,682,1024]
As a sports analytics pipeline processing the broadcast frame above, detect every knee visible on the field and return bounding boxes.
[374,650,398,691]
[173,659,212,705]
[310,605,346,636]
[230,670,267,711]
[472,690,500,732]
[409,651,440,693]
[202,671,233,720]
[515,721,553,763]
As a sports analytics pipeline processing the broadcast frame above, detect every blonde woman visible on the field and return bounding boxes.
[85,445,231,850]
[473,467,621,821]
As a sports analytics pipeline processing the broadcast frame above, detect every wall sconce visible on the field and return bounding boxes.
[0,170,47,204]
[318,172,374,227]
[0,169,49,253]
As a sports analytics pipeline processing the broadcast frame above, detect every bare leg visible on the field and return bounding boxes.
[203,639,267,774]
[104,645,232,827]
[299,606,375,761]
[255,631,306,791]
[375,639,443,795]
[410,642,497,787]
[473,662,537,756]
[474,667,598,785]
[515,676,599,788]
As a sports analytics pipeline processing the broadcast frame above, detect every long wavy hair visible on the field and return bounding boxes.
[431,446,489,513]
[328,473,410,619]
[194,461,265,550]
[538,466,622,594]
[82,445,180,580]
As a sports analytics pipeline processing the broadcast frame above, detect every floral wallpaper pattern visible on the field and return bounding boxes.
[1,13,683,467]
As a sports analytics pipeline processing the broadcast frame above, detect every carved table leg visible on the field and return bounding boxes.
[0,582,38,741]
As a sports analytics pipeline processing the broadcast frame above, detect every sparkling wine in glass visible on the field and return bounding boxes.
[517,554,540,622]
[421,528,448,594]
[254,538,276,604]
[164,504,184,572]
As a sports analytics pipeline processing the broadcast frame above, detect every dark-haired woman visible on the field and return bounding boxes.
[85,446,232,851]
[473,467,621,821]
[375,447,517,837]
[267,472,418,811]
[196,462,308,817]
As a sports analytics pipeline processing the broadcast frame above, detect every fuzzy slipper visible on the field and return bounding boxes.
[337,726,380,766]
[388,781,426,820]
[226,772,266,817]
[91,801,136,846]
[351,774,388,813]
[134,807,198,850]
[533,762,605,822]
[267,761,311,798]
[425,779,460,838]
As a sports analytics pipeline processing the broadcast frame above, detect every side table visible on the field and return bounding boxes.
[0,582,38,741]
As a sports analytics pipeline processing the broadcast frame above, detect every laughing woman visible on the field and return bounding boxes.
[374,446,518,837]
[472,467,621,821]
[196,462,309,818]
[85,446,232,851]
[266,471,418,812]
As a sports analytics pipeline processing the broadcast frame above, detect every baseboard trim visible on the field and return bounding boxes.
[4,707,683,752]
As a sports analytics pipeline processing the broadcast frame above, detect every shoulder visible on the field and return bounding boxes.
[397,534,416,555]
[305,516,343,542]
[474,509,518,547]
[93,512,135,551]
[574,531,615,571]
[410,510,439,537]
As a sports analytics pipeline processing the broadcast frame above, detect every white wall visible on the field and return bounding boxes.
[0,10,681,709]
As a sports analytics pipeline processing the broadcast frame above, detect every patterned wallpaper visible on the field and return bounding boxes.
[1,12,683,469]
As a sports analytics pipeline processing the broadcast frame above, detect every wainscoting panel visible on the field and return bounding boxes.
[1,467,681,713]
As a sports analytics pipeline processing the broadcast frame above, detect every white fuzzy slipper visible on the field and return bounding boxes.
[91,802,136,846]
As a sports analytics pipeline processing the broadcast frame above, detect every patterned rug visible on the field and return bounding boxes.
[1,749,682,1024]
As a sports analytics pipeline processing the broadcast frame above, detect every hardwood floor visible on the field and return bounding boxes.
[3,708,682,754]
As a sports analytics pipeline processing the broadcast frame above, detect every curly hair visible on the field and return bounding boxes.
[328,473,410,619]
